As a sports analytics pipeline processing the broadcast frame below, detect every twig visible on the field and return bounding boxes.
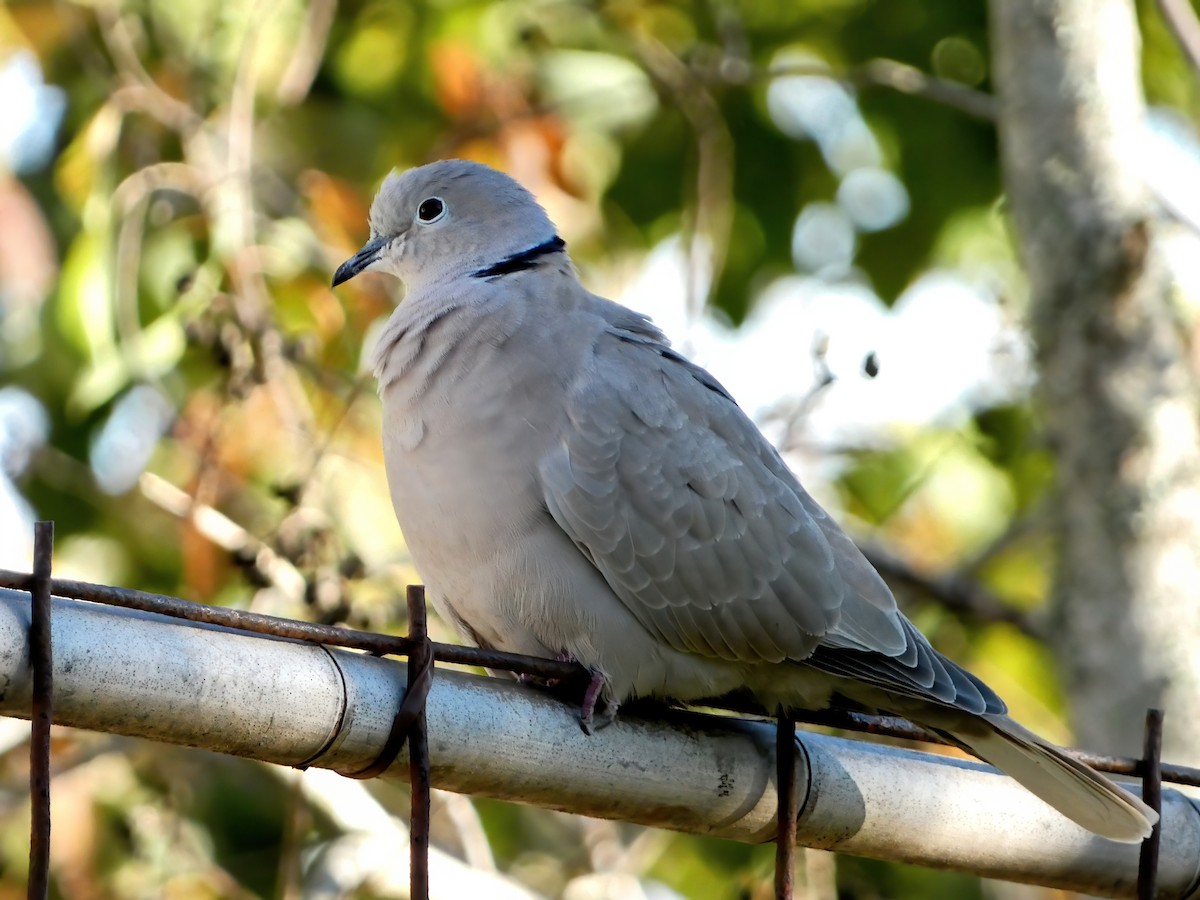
[97,6,202,134]
[626,28,734,321]
[709,56,996,122]
[294,768,539,898]
[435,791,496,872]
[275,771,310,900]
[139,472,308,603]
[860,542,1042,638]
[961,510,1044,579]
[852,59,996,121]
[110,162,209,385]
[1156,0,1200,82]
[289,371,375,509]
[760,332,836,453]
[275,0,336,106]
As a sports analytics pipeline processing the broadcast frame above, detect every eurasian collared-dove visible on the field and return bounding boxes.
[332,159,1156,843]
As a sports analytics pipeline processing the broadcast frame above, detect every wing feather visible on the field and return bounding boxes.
[538,316,998,714]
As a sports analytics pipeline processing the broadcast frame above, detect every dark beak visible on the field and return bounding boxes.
[331,237,387,287]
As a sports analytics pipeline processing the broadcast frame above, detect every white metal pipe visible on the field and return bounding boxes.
[0,589,1196,898]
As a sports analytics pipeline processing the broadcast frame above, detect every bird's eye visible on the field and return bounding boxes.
[417,197,446,223]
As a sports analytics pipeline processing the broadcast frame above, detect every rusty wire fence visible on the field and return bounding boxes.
[3,520,1198,900]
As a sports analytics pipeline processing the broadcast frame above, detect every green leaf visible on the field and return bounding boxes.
[55,230,115,362]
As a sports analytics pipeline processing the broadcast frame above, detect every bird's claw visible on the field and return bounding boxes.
[579,668,618,734]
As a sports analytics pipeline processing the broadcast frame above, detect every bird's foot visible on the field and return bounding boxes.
[579,668,619,735]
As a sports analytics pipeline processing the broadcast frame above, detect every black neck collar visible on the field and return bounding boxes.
[472,235,566,279]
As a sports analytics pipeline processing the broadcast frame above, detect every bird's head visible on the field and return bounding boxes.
[331,159,560,293]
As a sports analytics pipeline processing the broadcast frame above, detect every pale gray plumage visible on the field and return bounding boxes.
[333,158,1157,843]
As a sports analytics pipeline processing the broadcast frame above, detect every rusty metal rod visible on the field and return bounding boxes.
[27,523,54,900]
[696,698,1200,790]
[775,711,798,900]
[407,586,432,900]
[1,569,1198,789]
[1138,708,1164,900]
[0,570,581,682]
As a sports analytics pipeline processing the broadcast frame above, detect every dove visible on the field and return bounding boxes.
[332,159,1156,843]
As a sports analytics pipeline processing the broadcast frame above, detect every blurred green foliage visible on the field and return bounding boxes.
[0,0,1193,897]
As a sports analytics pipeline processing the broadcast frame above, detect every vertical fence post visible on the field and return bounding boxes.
[28,521,54,900]
[775,711,798,900]
[407,585,432,900]
[1137,707,1164,900]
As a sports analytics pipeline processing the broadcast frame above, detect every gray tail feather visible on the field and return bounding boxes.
[948,713,1157,843]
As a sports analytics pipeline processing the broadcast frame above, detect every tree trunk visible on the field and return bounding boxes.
[990,0,1200,762]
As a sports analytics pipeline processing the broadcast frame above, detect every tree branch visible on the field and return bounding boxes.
[1156,0,1200,82]
[991,0,1200,760]
[859,543,1042,639]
